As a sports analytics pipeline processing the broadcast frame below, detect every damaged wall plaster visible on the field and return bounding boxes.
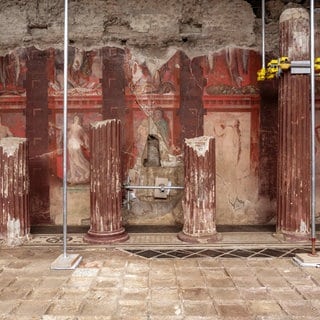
[0,0,307,62]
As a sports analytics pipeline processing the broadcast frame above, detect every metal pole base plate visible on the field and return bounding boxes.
[293,253,320,268]
[51,254,82,270]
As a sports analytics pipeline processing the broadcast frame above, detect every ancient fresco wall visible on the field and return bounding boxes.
[0,0,311,227]
[0,45,277,226]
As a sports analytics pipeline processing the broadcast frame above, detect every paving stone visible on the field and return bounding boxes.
[206,277,235,288]
[247,300,284,316]
[289,277,319,288]
[38,276,68,288]
[45,299,83,316]
[225,267,256,277]
[201,268,228,278]
[183,301,217,317]
[255,267,281,278]
[85,287,120,300]
[8,276,41,289]
[123,274,149,288]
[72,268,99,277]
[150,288,179,301]
[209,287,242,301]
[150,275,178,287]
[98,266,125,277]
[2,236,320,319]
[267,258,298,269]
[183,317,220,320]
[299,286,320,300]
[149,300,183,317]
[215,302,252,318]
[177,277,206,288]
[0,276,15,289]
[14,299,51,317]
[122,287,150,300]
[239,287,271,300]
[63,277,94,291]
[79,299,118,316]
[221,258,249,268]
[268,287,306,301]
[310,299,320,311]
[174,260,200,268]
[197,259,223,268]
[0,300,21,315]
[6,261,30,269]
[26,287,61,300]
[232,276,263,288]
[59,290,91,301]
[79,259,104,268]
[180,287,212,301]
[279,300,320,317]
[93,276,122,288]
[0,287,32,300]
[42,316,82,320]
[151,317,184,320]
[254,316,292,320]
[150,259,176,269]
[126,260,150,273]
[75,317,114,320]
[257,276,291,287]
[150,268,176,279]
[118,299,149,317]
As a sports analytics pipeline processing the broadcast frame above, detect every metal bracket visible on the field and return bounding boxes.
[290,61,310,74]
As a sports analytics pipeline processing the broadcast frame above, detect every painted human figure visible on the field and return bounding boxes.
[152,108,170,148]
[214,119,242,208]
[0,116,13,139]
[67,115,90,184]
[214,119,241,168]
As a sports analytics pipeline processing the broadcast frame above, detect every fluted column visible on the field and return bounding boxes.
[277,8,310,239]
[0,138,29,246]
[84,119,128,244]
[178,136,221,243]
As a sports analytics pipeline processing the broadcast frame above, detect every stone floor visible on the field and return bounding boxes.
[1,231,320,319]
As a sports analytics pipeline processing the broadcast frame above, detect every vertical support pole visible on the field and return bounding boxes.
[51,0,82,270]
[310,0,317,255]
[277,8,311,239]
[178,136,221,243]
[84,119,129,244]
[62,0,69,259]
[0,138,29,246]
[262,0,266,69]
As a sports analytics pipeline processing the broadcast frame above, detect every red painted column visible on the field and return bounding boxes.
[84,119,129,244]
[178,136,221,243]
[277,8,310,239]
[0,138,30,246]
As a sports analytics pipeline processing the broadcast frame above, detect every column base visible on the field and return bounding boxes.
[273,230,310,242]
[177,231,222,244]
[83,227,129,244]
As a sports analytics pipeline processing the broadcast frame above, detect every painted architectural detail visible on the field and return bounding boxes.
[48,47,102,95]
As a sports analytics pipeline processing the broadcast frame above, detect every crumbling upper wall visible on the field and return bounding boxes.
[0,0,308,62]
[0,0,259,57]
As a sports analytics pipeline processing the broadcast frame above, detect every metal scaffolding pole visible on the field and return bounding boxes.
[293,0,320,267]
[51,0,82,270]
[310,0,317,255]
[262,0,265,69]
